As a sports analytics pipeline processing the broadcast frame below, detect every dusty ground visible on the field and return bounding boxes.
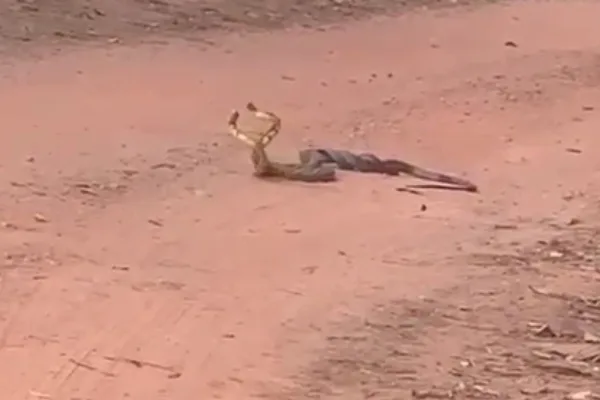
[1,0,600,399]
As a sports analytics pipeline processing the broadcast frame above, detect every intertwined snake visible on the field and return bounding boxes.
[228,102,478,192]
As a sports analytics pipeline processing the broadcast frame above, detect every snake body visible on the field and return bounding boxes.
[248,141,337,182]
[228,102,478,192]
[296,148,478,191]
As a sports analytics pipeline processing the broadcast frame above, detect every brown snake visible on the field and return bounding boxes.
[228,102,478,192]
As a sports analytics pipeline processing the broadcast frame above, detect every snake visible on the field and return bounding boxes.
[228,102,478,192]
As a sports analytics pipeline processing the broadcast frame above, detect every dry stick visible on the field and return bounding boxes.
[528,285,574,301]
[68,358,116,377]
[103,355,175,372]
[528,285,600,306]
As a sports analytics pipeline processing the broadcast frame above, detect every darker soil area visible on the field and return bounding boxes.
[0,0,487,51]
[266,207,600,400]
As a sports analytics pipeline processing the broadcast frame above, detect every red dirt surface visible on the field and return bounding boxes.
[1,0,600,399]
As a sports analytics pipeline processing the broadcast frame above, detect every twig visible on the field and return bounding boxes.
[29,390,52,399]
[103,355,175,372]
[529,285,600,308]
[396,186,424,196]
[528,359,595,377]
[68,358,116,377]
[528,285,574,301]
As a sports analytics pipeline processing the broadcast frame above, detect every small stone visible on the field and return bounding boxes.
[548,250,563,258]
[34,213,48,223]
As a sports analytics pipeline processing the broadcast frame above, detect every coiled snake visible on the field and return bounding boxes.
[228,102,478,192]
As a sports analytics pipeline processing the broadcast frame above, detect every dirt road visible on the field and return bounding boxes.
[1,0,600,399]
